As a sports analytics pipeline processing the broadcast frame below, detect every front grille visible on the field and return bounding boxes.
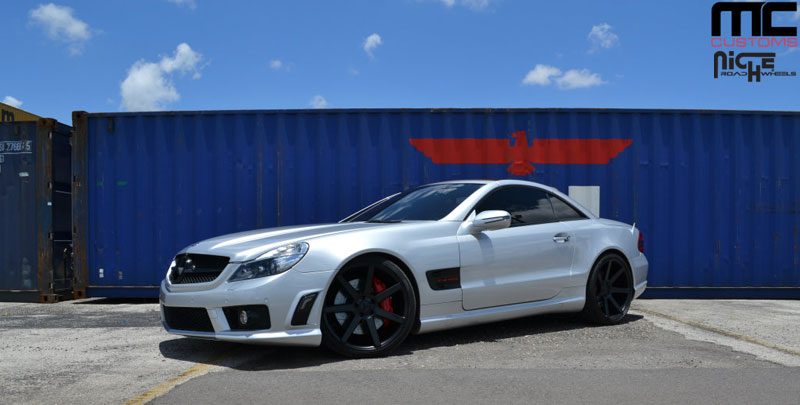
[176,273,219,284]
[163,306,214,332]
[170,253,230,284]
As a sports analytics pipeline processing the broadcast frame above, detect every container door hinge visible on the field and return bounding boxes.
[40,294,59,304]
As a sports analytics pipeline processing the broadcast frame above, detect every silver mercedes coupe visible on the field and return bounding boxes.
[160,179,648,357]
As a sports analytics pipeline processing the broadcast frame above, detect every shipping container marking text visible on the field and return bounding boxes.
[0,140,33,154]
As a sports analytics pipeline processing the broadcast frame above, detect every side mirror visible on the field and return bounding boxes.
[471,210,511,233]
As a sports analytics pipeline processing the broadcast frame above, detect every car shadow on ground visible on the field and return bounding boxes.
[158,312,643,371]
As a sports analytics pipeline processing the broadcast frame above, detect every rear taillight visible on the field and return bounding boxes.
[638,231,644,253]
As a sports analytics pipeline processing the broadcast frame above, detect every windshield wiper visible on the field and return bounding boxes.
[366,219,402,223]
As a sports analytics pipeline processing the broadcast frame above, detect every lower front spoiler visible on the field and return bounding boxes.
[163,322,322,347]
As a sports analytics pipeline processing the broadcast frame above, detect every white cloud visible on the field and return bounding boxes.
[167,0,196,9]
[120,43,204,112]
[348,67,360,76]
[363,33,382,58]
[29,3,91,55]
[555,69,606,89]
[120,62,179,112]
[460,0,493,9]
[522,65,605,90]
[309,95,328,109]
[588,23,619,52]
[439,0,494,10]
[522,64,562,86]
[268,59,292,71]
[2,96,23,108]
[159,43,203,78]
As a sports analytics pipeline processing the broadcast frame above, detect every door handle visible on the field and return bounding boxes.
[553,233,570,243]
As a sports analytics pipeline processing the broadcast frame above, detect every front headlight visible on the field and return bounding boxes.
[166,260,176,278]
[228,242,309,282]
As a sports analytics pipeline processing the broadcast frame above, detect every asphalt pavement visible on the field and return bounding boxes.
[1,299,798,404]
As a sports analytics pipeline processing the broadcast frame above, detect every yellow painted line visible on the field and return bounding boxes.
[124,363,216,405]
[123,349,237,405]
[636,307,800,357]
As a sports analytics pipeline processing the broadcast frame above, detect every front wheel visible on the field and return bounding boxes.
[581,253,634,325]
[321,257,416,358]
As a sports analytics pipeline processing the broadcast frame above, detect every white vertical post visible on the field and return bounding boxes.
[568,186,600,217]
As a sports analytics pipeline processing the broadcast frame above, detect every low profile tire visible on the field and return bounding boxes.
[321,257,417,358]
[581,252,634,325]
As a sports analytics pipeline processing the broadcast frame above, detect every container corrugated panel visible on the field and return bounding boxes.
[1,119,73,302]
[72,109,800,298]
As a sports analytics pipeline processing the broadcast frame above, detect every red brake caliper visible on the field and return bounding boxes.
[372,277,394,327]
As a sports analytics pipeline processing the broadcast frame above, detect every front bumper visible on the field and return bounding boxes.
[159,268,334,346]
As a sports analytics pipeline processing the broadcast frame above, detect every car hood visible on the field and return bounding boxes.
[182,222,400,262]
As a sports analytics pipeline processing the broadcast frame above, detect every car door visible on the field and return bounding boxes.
[458,186,575,310]
[547,192,595,285]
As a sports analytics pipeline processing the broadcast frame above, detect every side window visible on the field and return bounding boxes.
[548,194,588,221]
[475,187,556,227]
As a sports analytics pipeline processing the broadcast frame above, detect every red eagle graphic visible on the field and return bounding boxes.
[409,131,633,176]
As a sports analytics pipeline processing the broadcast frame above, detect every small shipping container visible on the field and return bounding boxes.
[1,102,41,123]
[71,109,800,299]
[0,119,73,302]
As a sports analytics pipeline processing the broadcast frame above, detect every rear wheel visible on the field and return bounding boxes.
[321,257,416,358]
[582,253,633,325]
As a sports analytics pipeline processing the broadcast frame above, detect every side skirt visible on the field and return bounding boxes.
[416,286,585,334]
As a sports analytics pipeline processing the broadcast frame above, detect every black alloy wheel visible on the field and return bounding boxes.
[321,257,416,358]
[582,252,634,325]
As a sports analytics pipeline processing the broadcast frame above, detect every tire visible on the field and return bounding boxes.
[581,252,634,325]
[321,256,417,358]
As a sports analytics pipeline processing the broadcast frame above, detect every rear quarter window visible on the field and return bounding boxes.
[549,194,588,221]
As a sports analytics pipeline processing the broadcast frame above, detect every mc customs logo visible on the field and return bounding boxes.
[711,2,798,82]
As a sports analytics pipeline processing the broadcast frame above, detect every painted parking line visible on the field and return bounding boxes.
[123,363,217,405]
[123,349,239,405]
[636,307,800,357]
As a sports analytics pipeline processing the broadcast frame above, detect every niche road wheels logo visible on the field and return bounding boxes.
[711,2,798,82]
[713,51,796,82]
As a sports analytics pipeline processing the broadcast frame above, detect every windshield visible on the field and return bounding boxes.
[344,183,483,222]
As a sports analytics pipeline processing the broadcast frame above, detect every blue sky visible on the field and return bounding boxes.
[2,0,799,124]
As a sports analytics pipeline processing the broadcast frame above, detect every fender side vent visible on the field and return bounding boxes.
[426,268,461,291]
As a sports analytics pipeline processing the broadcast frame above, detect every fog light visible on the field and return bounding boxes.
[223,305,270,330]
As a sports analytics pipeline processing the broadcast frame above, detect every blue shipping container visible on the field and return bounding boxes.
[1,120,73,302]
[71,109,800,298]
